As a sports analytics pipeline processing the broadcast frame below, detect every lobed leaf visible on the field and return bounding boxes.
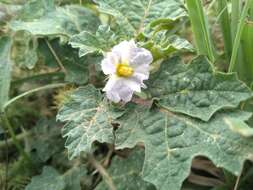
[149,56,253,121]
[57,85,124,159]
[69,25,118,57]
[142,32,194,60]
[95,0,187,36]
[17,0,55,21]
[115,104,253,190]
[10,5,100,42]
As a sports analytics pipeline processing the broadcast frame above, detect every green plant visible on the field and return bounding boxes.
[0,0,253,190]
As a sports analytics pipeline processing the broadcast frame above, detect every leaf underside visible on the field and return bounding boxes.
[69,25,118,57]
[56,85,124,159]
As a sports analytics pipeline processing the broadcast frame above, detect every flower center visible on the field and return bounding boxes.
[116,63,134,77]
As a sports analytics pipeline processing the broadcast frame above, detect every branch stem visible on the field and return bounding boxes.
[88,154,116,190]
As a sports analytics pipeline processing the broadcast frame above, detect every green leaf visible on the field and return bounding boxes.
[69,25,118,57]
[38,39,99,84]
[26,164,87,190]
[142,32,194,60]
[11,31,38,69]
[96,148,156,190]
[115,104,253,190]
[149,56,253,121]
[95,0,187,36]
[17,0,55,21]
[57,85,124,159]
[224,117,253,137]
[0,3,22,23]
[0,36,12,112]
[29,119,64,163]
[63,166,87,190]
[10,5,100,42]
[26,166,65,190]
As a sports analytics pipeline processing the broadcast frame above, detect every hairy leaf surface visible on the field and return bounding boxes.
[95,0,187,35]
[115,104,253,190]
[142,32,194,60]
[57,85,124,159]
[149,56,253,121]
[69,25,118,57]
[17,0,55,21]
[11,31,38,69]
[10,5,100,41]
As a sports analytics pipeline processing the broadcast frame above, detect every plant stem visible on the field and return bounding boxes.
[4,133,9,190]
[88,154,116,190]
[229,0,251,72]
[45,39,66,73]
[0,112,31,163]
[11,72,64,87]
[3,83,67,110]
[234,163,244,190]
[0,131,31,149]
[223,169,236,188]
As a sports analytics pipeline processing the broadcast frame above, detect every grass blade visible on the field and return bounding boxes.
[217,0,232,60]
[186,0,215,62]
[239,0,253,84]
[231,0,242,41]
[0,37,12,112]
[229,0,251,72]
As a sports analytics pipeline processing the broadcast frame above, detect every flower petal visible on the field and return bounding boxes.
[124,77,142,92]
[103,77,135,103]
[106,90,121,103]
[133,72,149,82]
[103,76,118,91]
[130,47,153,67]
[102,39,153,103]
[101,53,118,75]
[111,40,137,61]
[117,85,133,102]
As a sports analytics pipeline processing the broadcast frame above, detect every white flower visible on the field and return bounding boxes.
[101,40,153,103]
